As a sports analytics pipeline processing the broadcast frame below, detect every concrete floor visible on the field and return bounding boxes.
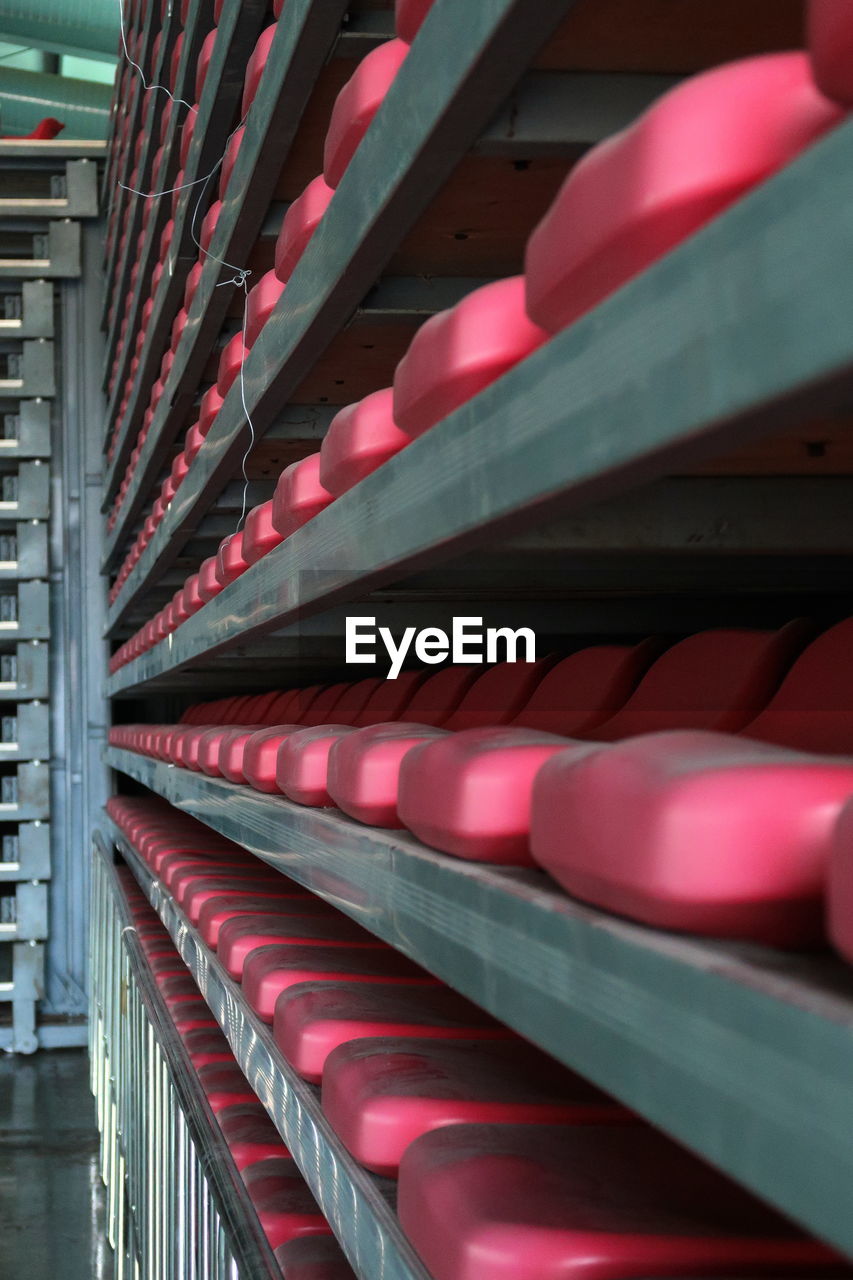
[0,1048,113,1279]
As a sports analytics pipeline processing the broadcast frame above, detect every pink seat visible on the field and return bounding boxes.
[531,619,853,944]
[184,259,204,311]
[323,39,410,188]
[393,277,548,438]
[274,176,335,284]
[525,54,844,335]
[219,124,244,197]
[198,1062,256,1114]
[243,943,436,1023]
[828,797,853,962]
[195,28,217,101]
[242,500,282,565]
[242,1159,331,1250]
[199,385,224,436]
[271,454,334,538]
[170,1000,218,1032]
[179,109,197,169]
[397,1124,844,1280]
[198,891,316,948]
[245,269,285,347]
[399,625,808,864]
[808,0,853,107]
[216,1103,289,1170]
[273,1237,356,1280]
[236,681,376,792]
[177,874,287,924]
[395,0,435,43]
[217,332,248,396]
[240,685,349,791]
[322,1038,627,1177]
[241,24,277,118]
[274,981,512,1083]
[218,911,382,982]
[319,387,411,496]
[200,199,222,253]
[180,572,203,617]
[214,690,317,781]
[327,658,556,828]
[183,420,206,464]
[276,670,428,806]
[179,1028,234,1068]
[215,531,250,589]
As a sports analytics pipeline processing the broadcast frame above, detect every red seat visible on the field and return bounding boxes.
[218,910,381,982]
[243,943,436,1023]
[200,199,223,253]
[393,277,548,438]
[399,625,807,864]
[217,332,247,396]
[525,54,844,335]
[195,28,217,101]
[219,124,244,197]
[170,1000,218,1032]
[276,670,429,806]
[241,24,277,117]
[216,1103,289,1170]
[178,1028,234,1068]
[273,1237,356,1280]
[531,619,853,945]
[808,0,853,106]
[177,874,288,925]
[179,108,197,169]
[271,454,334,538]
[199,385,225,436]
[212,689,320,780]
[322,1038,627,1178]
[184,259,204,311]
[215,531,250,589]
[327,659,556,828]
[242,500,281,565]
[197,555,224,604]
[198,1062,256,1114]
[319,387,411,496]
[828,798,853,961]
[274,176,335,283]
[323,39,410,188]
[397,1124,844,1280]
[395,0,435,43]
[198,890,316,948]
[245,269,285,347]
[242,1158,330,1250]
[274,981,512,1083]
[239,685,346,790]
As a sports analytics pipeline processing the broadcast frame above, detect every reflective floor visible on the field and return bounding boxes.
[0,1048,113,1279]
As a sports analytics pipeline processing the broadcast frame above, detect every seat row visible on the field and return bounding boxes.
[110,616,853,953]
[116,849,357,1279]
[107,0,422,531]
[109,0,853,616]
[111,795,849,1280]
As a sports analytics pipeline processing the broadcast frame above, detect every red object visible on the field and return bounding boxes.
[393,277,548,438]
[199,385,225,436]
[398,625,807,865]
[242,501,282,565]
[217,1103,290,1170]
[198,892,315,948]
[271,455,334,538]
[181,573,204,617]
[239,681,373,793]
[530,619,853,945]
[274,175,334,283]
[184,259,204,311]
[169,31,184,92]
[327,660,555,828]
[196,28,217,101]
[200,200,223,253]
[828,797,853,961]
[397,1124,844,1280]
[323,1038,628,1176]
[273,1237,356,1280]
[243,943,435,1022]
[7,117,64,140]
[218,912,382,982]
[180,108,198,168]
[275,981,511,1083]
[215,531,250,588]
[217,331,248,396]
[245,269,285,347]
[219,124,245,197]
[242,1158,331,1250]
[319,387,410,496]
[198,1062,256,1114]
[525,54,844,335]
[323,39,410,188]
[242,24,277,117]
[197,555,224,603]
[808,0,853,106]
[395,0,435,43]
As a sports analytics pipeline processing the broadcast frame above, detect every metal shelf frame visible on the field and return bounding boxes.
[105,746,853,1260]
[102,821,435,1280]
[108,112,853,669]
